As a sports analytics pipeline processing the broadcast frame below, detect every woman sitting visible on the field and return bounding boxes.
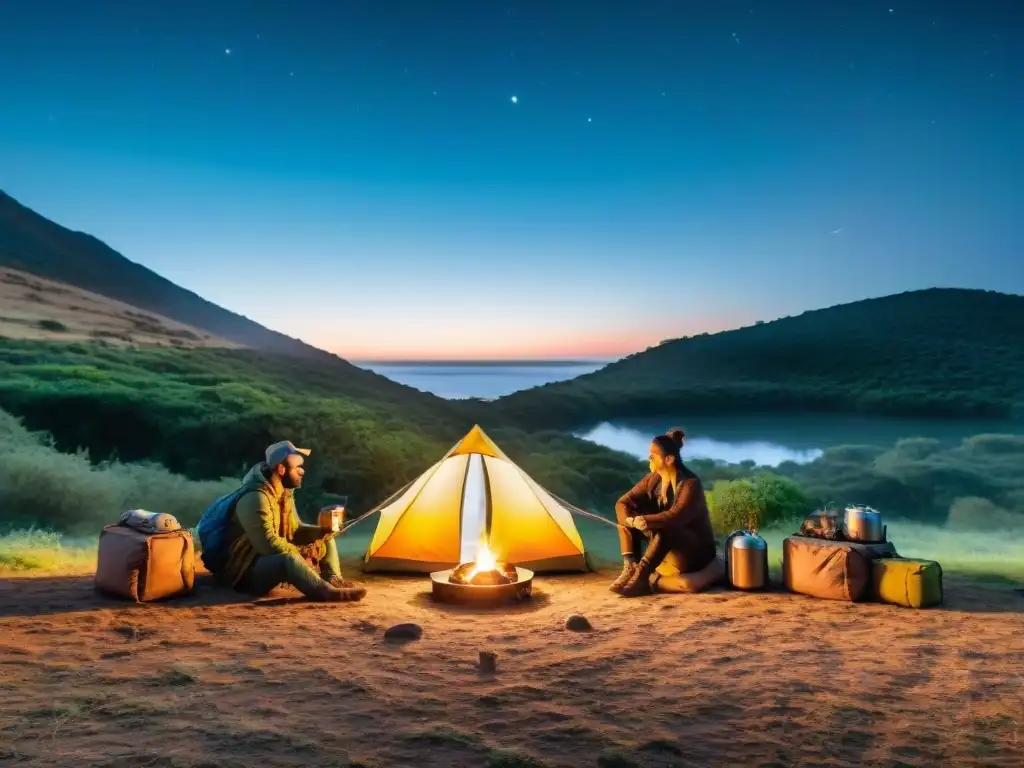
[611,428,717,597]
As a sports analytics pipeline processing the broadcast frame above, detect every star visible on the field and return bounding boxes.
[510,95,518,104]
[225,48,232,55]
[587,117,592,123]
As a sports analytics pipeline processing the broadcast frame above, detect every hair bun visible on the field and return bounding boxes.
[666,427,686,448]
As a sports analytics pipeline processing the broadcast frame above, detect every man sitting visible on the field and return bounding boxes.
[213,440,366,602]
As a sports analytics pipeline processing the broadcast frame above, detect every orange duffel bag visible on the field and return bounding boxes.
[783,535,897,602]
[94,521,195,603]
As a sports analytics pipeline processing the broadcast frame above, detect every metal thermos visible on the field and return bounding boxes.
[843,505,885,543]
[725,529,769,590]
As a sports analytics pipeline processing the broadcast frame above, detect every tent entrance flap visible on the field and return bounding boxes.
[459,453,487,563]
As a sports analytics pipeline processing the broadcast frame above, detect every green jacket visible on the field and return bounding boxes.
[219,463,304,587]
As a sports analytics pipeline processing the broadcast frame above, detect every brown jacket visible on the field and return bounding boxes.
[616,467,716,563]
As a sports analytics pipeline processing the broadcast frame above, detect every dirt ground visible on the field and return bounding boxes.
[1,570,1021,768]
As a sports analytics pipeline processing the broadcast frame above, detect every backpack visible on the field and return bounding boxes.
[196,488,246,571]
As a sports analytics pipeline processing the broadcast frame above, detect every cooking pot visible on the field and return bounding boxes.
[725,530,769,590]
[843,505,885,543]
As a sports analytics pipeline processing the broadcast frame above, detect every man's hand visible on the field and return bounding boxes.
[300,540,327,562]
[632,516,649,532]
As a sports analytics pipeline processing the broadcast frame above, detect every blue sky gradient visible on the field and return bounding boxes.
[1,1,1020,359]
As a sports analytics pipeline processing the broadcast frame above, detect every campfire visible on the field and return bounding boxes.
[447,541,519,586]
[430,540,534,605]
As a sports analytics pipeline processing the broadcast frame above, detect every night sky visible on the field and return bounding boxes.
[1,1,1020,360]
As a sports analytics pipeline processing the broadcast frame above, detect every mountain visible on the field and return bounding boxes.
[0,188,482,411]
[0,190,339,360]
[0,190,645,514]
[491,288,1024,428]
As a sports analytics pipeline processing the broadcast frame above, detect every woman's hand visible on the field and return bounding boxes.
[632,516,649,532]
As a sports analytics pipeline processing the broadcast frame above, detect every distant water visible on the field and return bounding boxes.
[356,363,1022,467]
[357,362,605,400]
[578,414,1024,467]
[578,421,825,466]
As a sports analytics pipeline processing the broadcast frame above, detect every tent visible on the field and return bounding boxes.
[362,425,590,573]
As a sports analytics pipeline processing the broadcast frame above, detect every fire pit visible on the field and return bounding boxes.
[430,541,534,606]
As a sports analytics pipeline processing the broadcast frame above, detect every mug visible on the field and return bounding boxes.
[318,505,345,533]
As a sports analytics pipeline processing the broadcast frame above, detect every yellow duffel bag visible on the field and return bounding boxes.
[872,558,943,609]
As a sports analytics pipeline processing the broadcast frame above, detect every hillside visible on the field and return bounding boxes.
[0,340,641,524]
[1,190,348,362]
[0,267,238,349]
[492,288,1024,428]
[0,189,507,414]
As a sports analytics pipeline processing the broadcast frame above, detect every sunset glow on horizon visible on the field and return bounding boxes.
[313,310,755,362]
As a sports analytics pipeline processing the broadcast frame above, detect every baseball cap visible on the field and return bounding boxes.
[265,440,311,468]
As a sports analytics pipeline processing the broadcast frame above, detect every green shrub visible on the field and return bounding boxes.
[0,408,236,534]
[708,473,809,534]
[0,529,96,572]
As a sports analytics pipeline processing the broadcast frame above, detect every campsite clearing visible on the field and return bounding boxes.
[1,571,1020,767]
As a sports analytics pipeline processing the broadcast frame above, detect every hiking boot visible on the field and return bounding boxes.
[327,575,358,589]
[311,581,367,602]
[337,584,367,602]
[327,576,367,601]
[609,562,638,593]
[618,562,655,598]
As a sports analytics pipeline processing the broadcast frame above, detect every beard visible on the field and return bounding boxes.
[282,473,303,490]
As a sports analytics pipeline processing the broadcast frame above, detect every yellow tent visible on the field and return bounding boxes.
[362,425,589,573]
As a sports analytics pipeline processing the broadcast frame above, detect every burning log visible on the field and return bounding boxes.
[430,540,534,605]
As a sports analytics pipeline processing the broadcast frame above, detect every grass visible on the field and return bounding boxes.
[485,749,548,768]
[0,529,95,574]
[595,751,644,768]
[4,517,1022,583]
[155,665,201,687]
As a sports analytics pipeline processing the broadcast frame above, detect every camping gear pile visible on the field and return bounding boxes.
[94,509,195,603]
[782,505,944,608]
[87,427,943,612]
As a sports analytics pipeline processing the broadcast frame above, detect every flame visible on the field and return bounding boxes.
[467,539,498,579]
